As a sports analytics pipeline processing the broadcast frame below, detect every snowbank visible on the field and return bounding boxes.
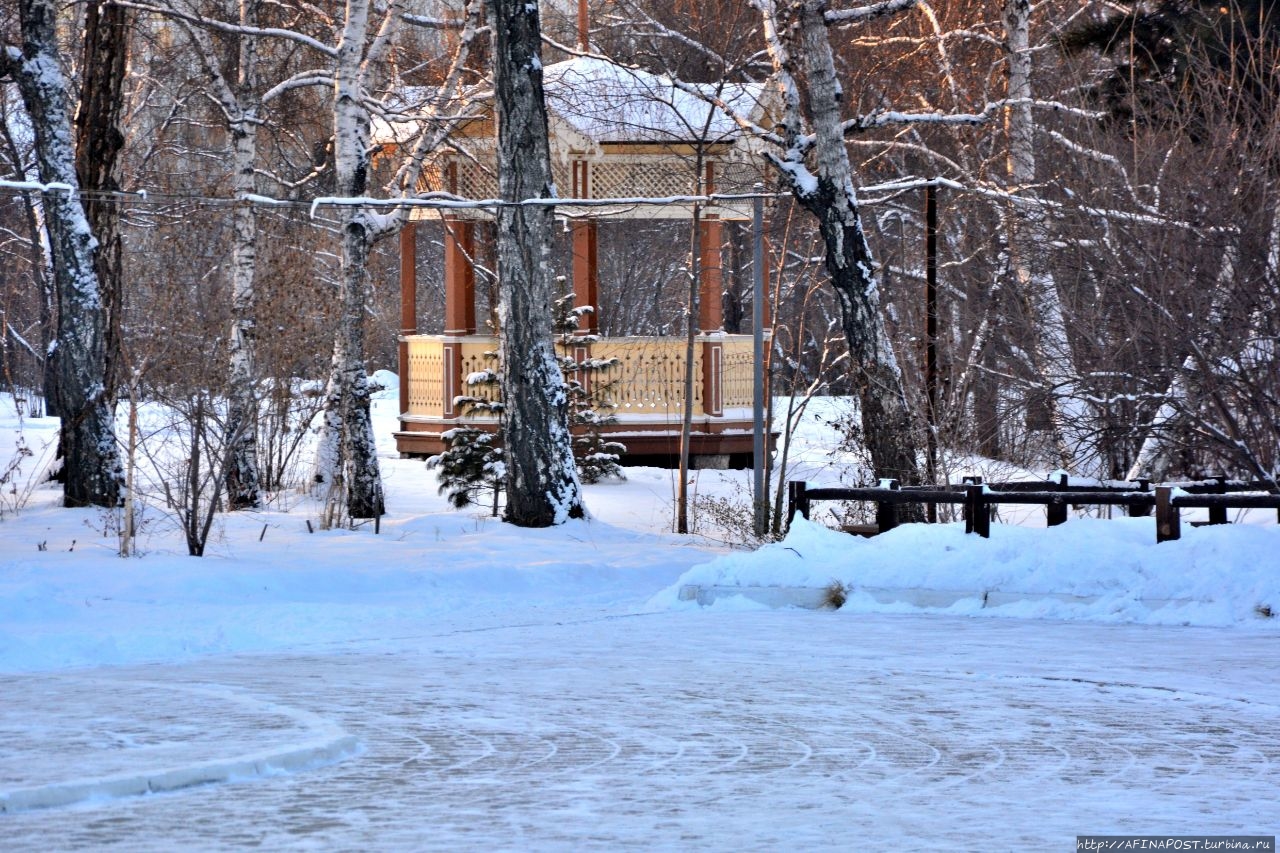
[656,518,1280,628]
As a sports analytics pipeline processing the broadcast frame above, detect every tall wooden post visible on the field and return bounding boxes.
[577,0,589,51]
[571,220,599,334]
[698,211,725,418]
[398,221,417,420]
[698,215,724,333]
[443,217,476,335]
[1156,486,1181,543]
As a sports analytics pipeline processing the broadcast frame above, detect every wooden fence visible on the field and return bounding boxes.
[786,476,1280,544]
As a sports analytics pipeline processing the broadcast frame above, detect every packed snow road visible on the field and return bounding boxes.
[3,609,1277,851]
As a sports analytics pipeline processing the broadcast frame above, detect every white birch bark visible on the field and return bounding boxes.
[168,0,267,507]
[488,0,585,526]
[758,0,922,491]
[1001,0,1089,472]
[225,0,262,508]
[3,0,122,507]
[312,0,395,519]
[1125,245,1238,482]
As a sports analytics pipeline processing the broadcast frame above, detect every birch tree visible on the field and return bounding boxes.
[310,0,485,520]
[165,0,271,509]
[755,0,923,489]
[129,0,484,519]
[2,0,123,507]
[487,0,585,526]
[999,0,1088,471]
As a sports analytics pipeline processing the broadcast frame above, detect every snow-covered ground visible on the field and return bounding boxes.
[1,387,1278,848]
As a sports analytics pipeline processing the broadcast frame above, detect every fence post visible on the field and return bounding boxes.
[964,483,989,538]
[1046,472,1068,527]
[1129,478,1153,518]
[1208,475,1228,526]
[962,476,981,536]
[1156,486,1180,543]
[787,480,809,527]
[876,479,900,533]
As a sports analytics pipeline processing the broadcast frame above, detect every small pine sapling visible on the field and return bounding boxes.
[554,290,626,483]
[426,355,506,515]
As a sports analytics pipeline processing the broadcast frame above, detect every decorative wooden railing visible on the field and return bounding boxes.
[787,475,1280,544]
[403,333,760,421]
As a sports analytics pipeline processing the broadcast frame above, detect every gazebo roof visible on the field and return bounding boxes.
[375,57,765,149]
[541,57,762,147]
[377,56,770,219]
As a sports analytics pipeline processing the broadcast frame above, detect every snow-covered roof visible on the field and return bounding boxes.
[541,57,761,145]
[372,57,764,149]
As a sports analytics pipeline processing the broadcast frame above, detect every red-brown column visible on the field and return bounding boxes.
[443,217,476,336]
[571,219,599,334]
[398,221,417,419]
[698,215,724,333]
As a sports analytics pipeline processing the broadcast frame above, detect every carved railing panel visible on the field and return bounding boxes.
[404,335,758,420]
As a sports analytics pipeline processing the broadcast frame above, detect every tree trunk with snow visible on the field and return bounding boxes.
[223,1,263,510]
[74,0,127,407]
[4,0,122,507]
[488,0,585,527]
[313,0,386,519]
[1125,242,1241,482]
[770,0,922,491]
[1001,0,1087,472]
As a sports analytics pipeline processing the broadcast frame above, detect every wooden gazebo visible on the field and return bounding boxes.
[392,56,773,467]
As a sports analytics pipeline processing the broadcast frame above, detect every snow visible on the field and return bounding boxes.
[2,391,1279,845]
[2,390,1276,676]
[658,517,1280,627]
[540,56,761,144]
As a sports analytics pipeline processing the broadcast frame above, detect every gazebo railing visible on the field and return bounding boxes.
[402,333,760,422]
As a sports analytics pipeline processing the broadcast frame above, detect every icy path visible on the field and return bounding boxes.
[2,610,1277,850]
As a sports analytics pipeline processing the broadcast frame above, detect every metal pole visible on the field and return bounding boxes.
[752,184,767,537]
[924,182,939,522]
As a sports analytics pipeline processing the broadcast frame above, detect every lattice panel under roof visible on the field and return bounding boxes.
[412,149,764,221]
[716,156,769,195]
[589,158,695,201]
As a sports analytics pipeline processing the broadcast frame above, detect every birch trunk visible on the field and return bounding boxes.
[773,0,922,490]
[313,0,385,519]
[5,0,122,507]
[1002,0,1088,471]
[489,0,585,526]
[1125,242,1241,481]
[224,0,262,509]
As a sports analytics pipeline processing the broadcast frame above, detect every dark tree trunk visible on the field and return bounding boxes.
[74,0,128,405]
[5,0,122,507]
[782,0,923,492]
[489,0,585,526]
[797,175,922,487]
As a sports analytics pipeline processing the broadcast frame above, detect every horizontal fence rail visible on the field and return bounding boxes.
[786,476,1280,544]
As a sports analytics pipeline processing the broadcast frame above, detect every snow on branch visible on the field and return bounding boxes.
[825,0,919,26]
[0,178,76,194]
[845,98,1105,133]
[262,71,335,104]
[400,14,467,29]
